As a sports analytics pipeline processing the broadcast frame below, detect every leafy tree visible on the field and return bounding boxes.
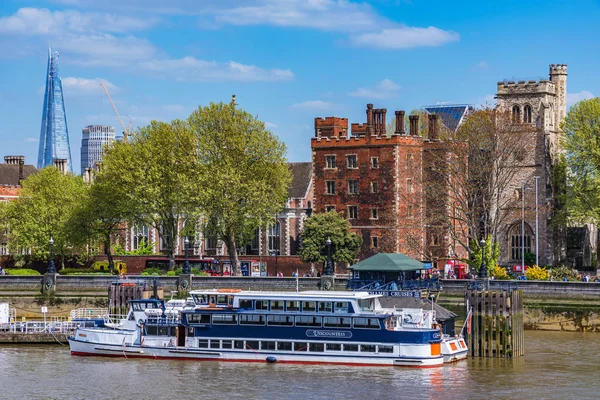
[5,167,87,268]
[189,102,291,276]
[563,98,600,224]
[298,211,362,272]
[99,119,201,269]
[468,235,500,275]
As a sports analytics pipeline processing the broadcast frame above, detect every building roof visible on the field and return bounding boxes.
[0,164,36,186]
[288,162,312,198]
[423,104,473,133]
[349,253,425,272]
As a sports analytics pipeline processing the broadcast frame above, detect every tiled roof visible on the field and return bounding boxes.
[423,105,473,133]
[288,162,312,199]
[0,164,37,186]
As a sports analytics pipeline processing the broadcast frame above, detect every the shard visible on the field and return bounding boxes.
[38,47,72,171]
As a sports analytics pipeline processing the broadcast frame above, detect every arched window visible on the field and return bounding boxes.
[268,222,281,253]
[132,224,149,250]
[512,105,521,123]
[509,222,533,261]
[523,105,532,123]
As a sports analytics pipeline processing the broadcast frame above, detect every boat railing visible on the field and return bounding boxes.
[103,313,128,326]
[69,308,109,320]
[0,320,96,334]
[350,278,442,292]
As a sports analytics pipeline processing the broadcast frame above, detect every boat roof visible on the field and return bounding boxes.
[189,290,380,300]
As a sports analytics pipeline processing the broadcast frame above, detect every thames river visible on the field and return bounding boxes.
[1,331,599,400]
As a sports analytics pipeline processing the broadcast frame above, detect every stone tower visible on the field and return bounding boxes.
[495,64,567,266]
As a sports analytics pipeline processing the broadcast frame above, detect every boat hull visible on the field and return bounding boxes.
[441,336,468,363]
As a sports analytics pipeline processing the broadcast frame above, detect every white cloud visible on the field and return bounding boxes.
[351,27,459,49]
[349,79,400,99]
[265,122,278,129]
[567,90,595,108]
[25,137,39,143]
[290,100,336,111]
[138,57,294,82]
[62,77,117,95]
[472,61,490,71]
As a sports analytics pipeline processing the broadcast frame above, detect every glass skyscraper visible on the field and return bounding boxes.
[80,125,115,175]
[38,47,73,172]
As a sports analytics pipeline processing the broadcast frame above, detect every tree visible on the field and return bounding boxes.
[99,119,202,269]
[298,211,362,271]
[563,98,600,224]
[189,102,292,275]
[5,167,87,267]
[468,235,500,275]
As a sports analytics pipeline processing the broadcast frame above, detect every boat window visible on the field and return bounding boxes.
[240,314,266,325]
[277,342,292,351]
[234,340,244,349]
[294,342,308,352]
[360,345,377,353]
[145,326,157,335]
[228,297,234,307]
[170,327,177,336]
[324,317,351,328]
[222,340,232,349]
[326,343,342,351]
[246,340,259,350]
[216,295,228,305]
[334,302,349,313]
[210,340,220,349]
[353,317,380,329]
[157,327,168,336]
[239,299,253,309]
[286,301,300,312]
[188,327,195,337]
[295,316,322,327]
[271,300,284,311]
[255,300,269,310]
[267,315,294,326]
[343,344,358,352]
[198,340,209,348]
[209,295,216,305]
[358,299,374,311]
[187,314,211,324]
[193,294,209,305]
[309,343,325,352]
[378,345,394,353]
[212,314,238,325]
[302,301,316,312]
[318,302,333,313]
[261,341,276,350]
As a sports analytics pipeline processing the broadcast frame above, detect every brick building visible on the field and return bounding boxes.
[311,104,467,266]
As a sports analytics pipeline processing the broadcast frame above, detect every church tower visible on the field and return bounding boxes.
[495,64,567,266]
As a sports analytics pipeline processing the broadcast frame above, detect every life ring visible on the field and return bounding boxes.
[323,280,332,290]
[180,279,189,290]
[44,277,53,291]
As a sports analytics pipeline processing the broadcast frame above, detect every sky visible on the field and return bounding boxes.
[0,0,599,172]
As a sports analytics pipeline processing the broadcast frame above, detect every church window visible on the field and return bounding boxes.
[509,222,533,261]
[524,105,533,124]
[512,105,521,123]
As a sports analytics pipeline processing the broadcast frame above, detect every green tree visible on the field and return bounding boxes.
[6,167,87,268]
[189,102,292,276]
[99,119,202,269]
[298,211,362,272]
[468,235,500,275]
[563,98,600,224]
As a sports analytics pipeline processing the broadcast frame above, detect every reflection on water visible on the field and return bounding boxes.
[0,331,599,400]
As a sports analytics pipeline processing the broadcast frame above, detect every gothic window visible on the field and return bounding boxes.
[512,105,521,123]
[348,180,358,194]
[509,222,533,261]
[523,105,533,124]
[159,225,171,251]
[268,222,281,253]
[132,224,149,250]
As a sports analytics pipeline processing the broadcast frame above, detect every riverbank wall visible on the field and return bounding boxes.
[1,276,600,332]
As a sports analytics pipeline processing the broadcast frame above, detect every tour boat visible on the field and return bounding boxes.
[69,290,466,367]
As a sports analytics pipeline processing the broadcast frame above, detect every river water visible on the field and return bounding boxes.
[1,331,598,400]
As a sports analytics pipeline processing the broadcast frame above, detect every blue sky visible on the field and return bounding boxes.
[0,0,598,171]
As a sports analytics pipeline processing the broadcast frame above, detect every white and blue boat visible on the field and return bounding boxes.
[69,290,465,367]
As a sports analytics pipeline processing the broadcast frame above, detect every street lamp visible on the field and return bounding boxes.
[270,250,279,276]
[325,237,333,276]
[478,239,487,279]
[183,237,190,274]
[48,237,56,274]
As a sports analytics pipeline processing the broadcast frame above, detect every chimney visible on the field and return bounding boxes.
[409,115,419,136]
[394,111,405,135]
[18,156,25,185]
[4,156,17,165]
[428,114,439,140]
[381,109,387,136]
[53,158,67,174]
[366,104,374,135]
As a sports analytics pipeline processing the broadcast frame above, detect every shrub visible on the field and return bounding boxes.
[141,267,166,276]
[525,265,549,281]
[549,266,581,281]
[61,268,107,275]
[5,268,41,276]
[491,265,510,280]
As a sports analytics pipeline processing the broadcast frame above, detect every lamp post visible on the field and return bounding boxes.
[478,239,487,279]
[534,176,539,267]
[270,250,279,276]
[325,237,333,276]
[48,237,56,274]
[183,237,190,274]
[522,182,525,275]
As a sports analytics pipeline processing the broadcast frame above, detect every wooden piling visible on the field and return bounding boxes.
[108,281,144,315]
[465,288,524,358]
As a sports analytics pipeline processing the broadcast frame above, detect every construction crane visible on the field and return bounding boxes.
[100,82,130,141]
